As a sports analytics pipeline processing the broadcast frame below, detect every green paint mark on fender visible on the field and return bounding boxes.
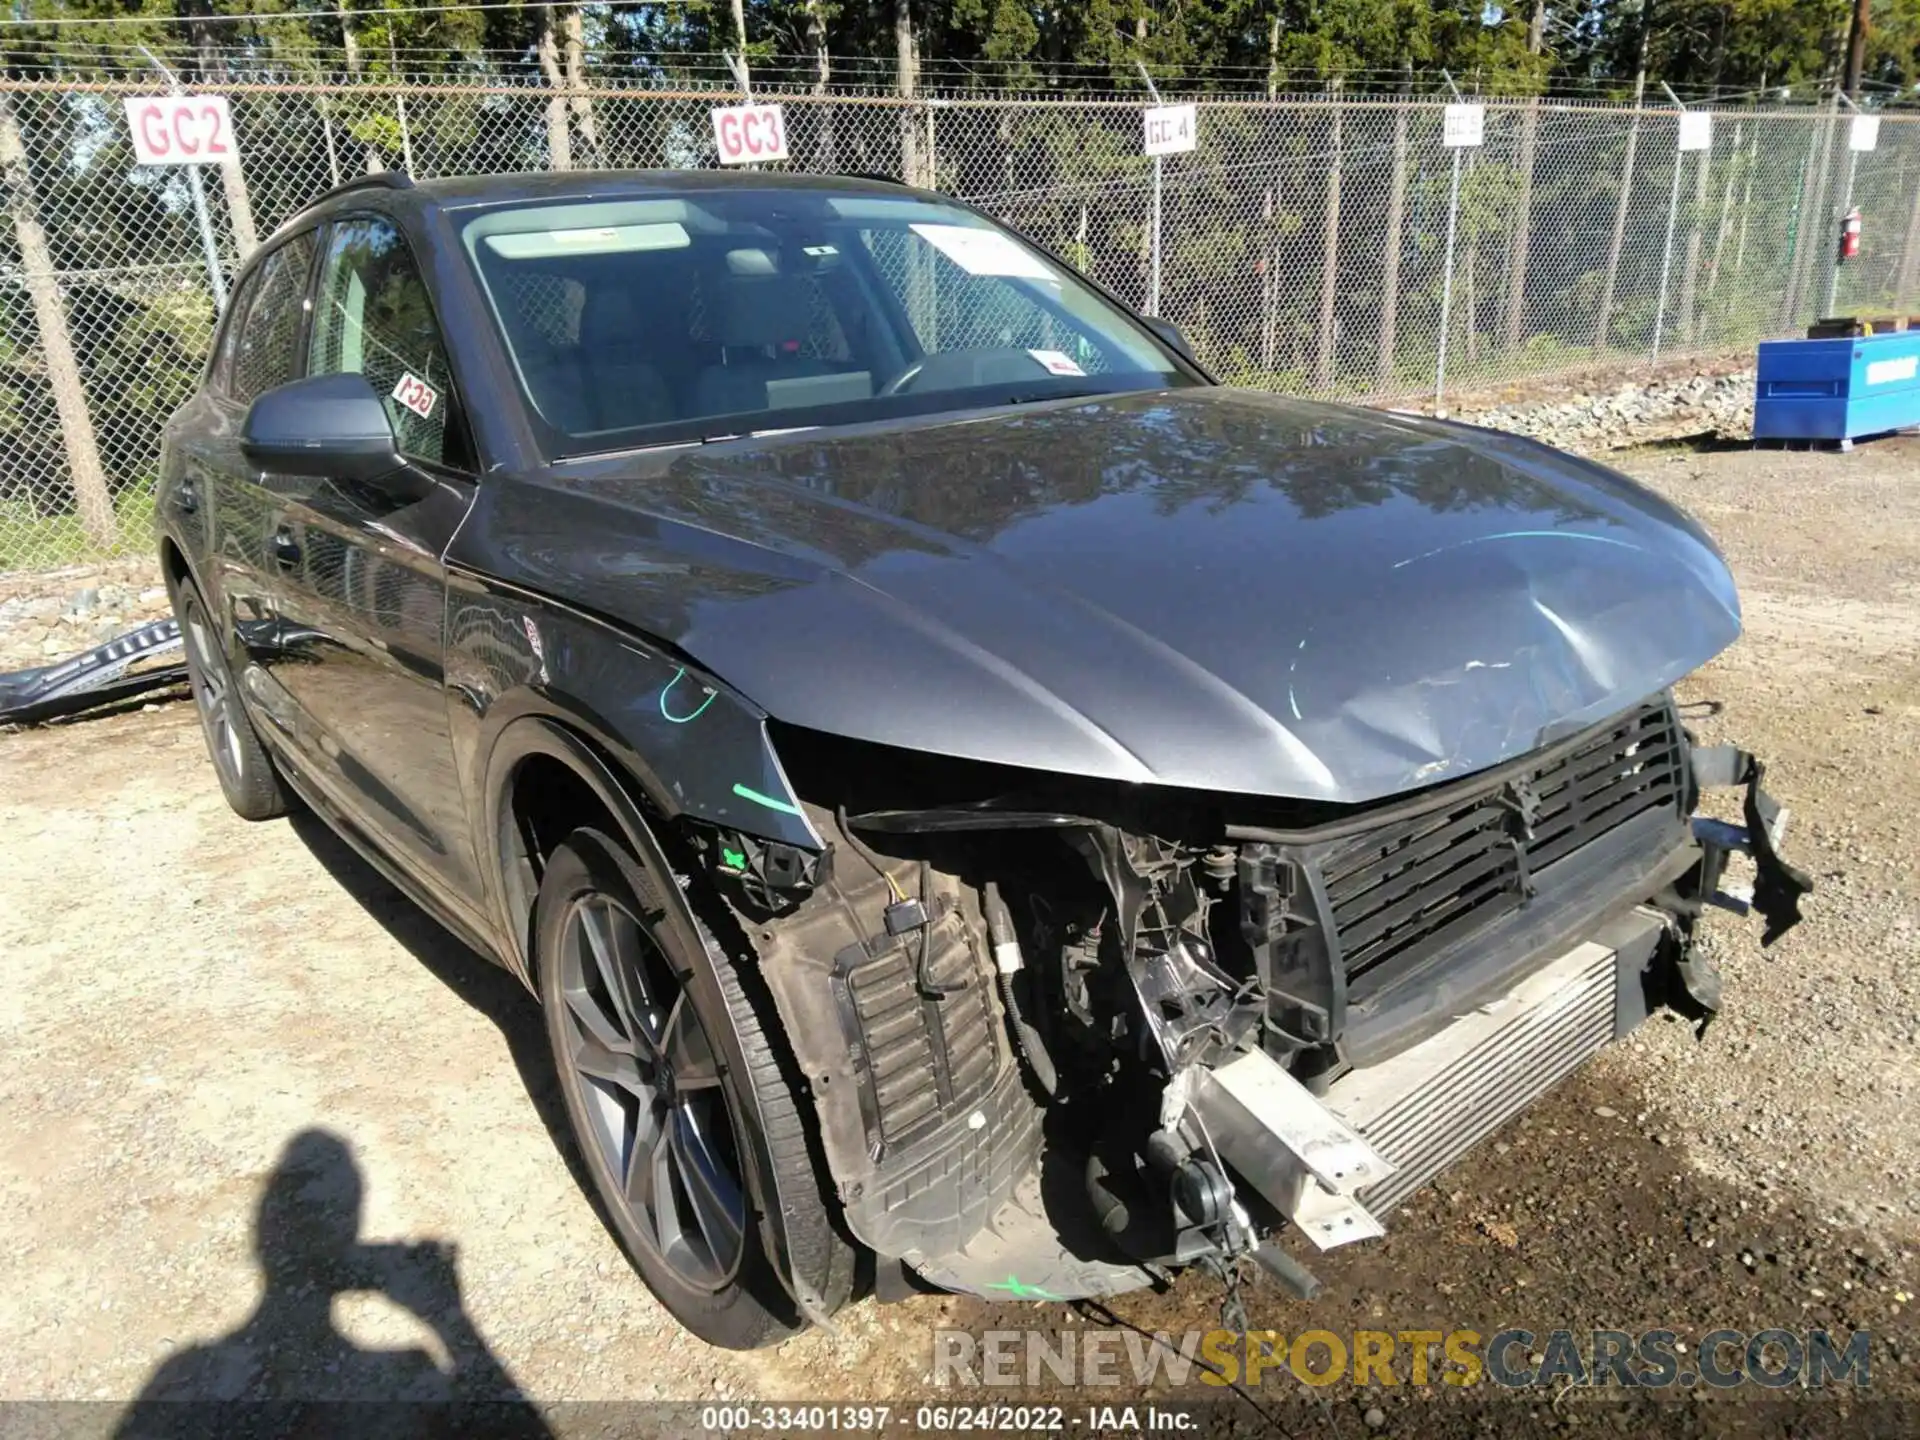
[732,782,803,817]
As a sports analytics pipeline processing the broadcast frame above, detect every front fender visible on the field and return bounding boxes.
[445,572,822,959]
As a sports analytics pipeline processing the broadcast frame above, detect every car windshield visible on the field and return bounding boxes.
[458,186,1198,456]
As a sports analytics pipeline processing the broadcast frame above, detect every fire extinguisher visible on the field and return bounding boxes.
[1839,207,1863,262]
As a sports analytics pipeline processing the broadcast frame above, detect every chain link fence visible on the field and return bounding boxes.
[5,73,1919,576]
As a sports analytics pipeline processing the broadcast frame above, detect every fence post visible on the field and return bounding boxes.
[0,94,116,551]
[1650,86,1687,362]
[1435,77,1468,413]
[1824,94,1865,319]
[1594,72,1645,353]
[1679,113,1711,345]
[138,48,227,313]
[1315,79,1343,392]
[1376,97,1409,391]
[1136,62,1163,317]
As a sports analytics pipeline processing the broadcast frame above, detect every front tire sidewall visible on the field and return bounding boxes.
[535,828,801,1349]
[169,578,286,821]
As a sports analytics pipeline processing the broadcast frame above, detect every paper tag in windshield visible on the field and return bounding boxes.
[910,223,1056,280]
[391,372,438,420]
[1027,349,1086,377]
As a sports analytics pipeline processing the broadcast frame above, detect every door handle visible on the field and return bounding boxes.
[270,528,302,568]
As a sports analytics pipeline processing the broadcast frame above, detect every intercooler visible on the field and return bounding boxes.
[1193,909,1665,1243]
[1324,932,1631,1214]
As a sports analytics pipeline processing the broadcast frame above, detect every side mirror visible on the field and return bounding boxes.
[1143,316,1197,364]
[242,372,402,483]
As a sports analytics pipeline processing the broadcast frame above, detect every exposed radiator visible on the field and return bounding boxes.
[1322,935,1623,1214]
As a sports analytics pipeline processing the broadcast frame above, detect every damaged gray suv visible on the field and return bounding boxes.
[155,168,1810,1347]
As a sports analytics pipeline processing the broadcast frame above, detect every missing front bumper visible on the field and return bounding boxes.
[1192,908,1668,1247]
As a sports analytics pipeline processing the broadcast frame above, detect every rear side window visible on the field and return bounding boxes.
[229,232,316,404]
[308,216,467,468]
[207,269,259,388]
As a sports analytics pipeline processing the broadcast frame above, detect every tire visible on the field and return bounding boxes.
[171,580,289,822]
[535,827,855,1348]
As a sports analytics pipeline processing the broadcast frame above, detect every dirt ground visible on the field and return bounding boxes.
[2,434,1917,1435]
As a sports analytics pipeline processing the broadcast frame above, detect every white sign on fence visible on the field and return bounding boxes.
[1143,104,1197,157]
[122,95,237,166]
[710,103,789,164]
[1677,111,1713,152]
[1850,115,1881,153]
[1443,104,1484,148]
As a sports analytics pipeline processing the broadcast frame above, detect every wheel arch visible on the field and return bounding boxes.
[480,711,667,989]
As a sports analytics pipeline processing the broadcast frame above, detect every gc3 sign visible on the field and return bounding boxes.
[710,103,790,165]
[122,95,237,166]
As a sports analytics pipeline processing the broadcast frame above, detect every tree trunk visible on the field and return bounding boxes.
[1896,165,1920,312]
[187,13,258,257]
[563,8,599,164]
[730,0,750,91]
[1266,16,1281,99]
[806,0,830,91]
[804,0,832,168]
[1377,96,1409,391]
[1503,0,1547,351]
[0,95,115,550]
[340,18,383,173]
[1315,82,1342,392]
[537,7,572,170]
[1594,65,1648,352]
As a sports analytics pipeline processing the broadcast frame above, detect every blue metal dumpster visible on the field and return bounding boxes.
[1754,330,1920,444]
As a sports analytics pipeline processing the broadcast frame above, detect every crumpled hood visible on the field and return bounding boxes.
[468,386,1741,805]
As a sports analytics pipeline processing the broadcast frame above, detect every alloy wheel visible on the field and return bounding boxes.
[181,599,245,785]
[557,893,748,1292]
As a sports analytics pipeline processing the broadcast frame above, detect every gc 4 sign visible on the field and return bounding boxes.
[123,95,236,166]
[1143,104,1197,157]
[710,103,789,165]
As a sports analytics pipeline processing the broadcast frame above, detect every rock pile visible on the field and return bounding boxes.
[1456,370,1755,454]
[0,562,173,678]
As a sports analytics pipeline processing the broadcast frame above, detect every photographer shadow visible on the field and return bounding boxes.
[115,1127,550,1436]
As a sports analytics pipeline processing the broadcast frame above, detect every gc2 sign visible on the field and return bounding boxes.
[1142,104,1197,157]
[710,103,789,165]
[123,95,236,166]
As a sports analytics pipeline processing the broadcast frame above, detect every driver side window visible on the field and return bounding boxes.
[308,217,472,469]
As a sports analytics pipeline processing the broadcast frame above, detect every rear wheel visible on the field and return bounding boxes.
[535,826,854,1348]
[171,582,288,822]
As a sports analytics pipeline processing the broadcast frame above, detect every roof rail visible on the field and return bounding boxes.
[308,170,415,207]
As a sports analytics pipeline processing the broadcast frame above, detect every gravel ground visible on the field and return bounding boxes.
[2,433,1917,1435]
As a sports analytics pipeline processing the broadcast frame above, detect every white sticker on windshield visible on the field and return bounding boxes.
[1027,349,1086,377]
[910,223,1057,280]
[391,372,438,420]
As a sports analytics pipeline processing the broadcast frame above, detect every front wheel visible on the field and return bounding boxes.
[535,827,854,1348]
[171,581,289,822]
